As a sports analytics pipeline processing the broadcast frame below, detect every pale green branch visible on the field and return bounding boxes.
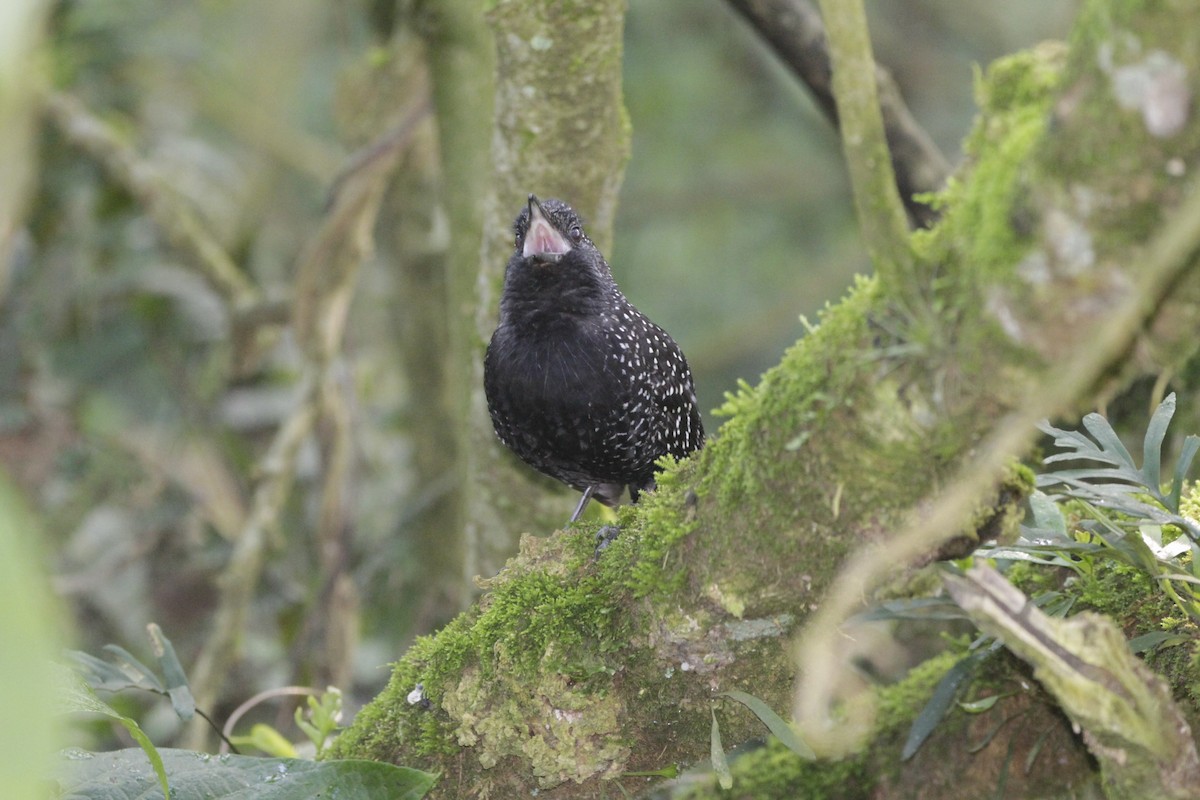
[815,0,916,295]
[945,564,1200,799]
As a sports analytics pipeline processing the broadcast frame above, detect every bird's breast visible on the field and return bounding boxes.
[489,316,613,404]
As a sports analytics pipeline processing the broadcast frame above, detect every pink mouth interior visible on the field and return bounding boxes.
[524,216,571,258]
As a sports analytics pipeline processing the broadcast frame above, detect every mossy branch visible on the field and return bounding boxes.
[795,151,1200,756]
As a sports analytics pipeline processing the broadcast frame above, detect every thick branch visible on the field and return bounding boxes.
[795,150,1200,755]
[414,0,497,606]
[334,2,1200,796]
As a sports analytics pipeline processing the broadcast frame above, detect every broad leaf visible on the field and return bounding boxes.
[52,748,437,800]
[57,667,169,798]
[148,623,195,720]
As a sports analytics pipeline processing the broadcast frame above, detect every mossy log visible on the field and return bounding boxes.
[330,0,1200,797]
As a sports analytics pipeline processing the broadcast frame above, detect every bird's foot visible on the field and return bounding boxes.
[593,525,620,556]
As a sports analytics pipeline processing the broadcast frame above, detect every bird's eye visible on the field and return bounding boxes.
[568,225,583,242]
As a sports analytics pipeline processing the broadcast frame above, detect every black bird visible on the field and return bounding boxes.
[484,195,705,523]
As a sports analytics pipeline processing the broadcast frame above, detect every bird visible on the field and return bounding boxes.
[484,194,705,523]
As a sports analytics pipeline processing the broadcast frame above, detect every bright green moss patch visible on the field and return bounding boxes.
[328,531,635,772]
[874,650,963,730]
[912,43,1067,285]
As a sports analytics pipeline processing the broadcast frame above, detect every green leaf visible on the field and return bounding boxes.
[233,724,299,759]
[148,623,195,721]
[1127,630,1190,654]
[1081,412,1136,471]
[1171,434,1200,510]
[902,651,984,760]
[57,666,170,799]
[1027,491,1068,539]
[853,597,969,623]
[99,644,165,692]
[623,764,680,779]
[1025,726,1055,774]
[1142,392,1175,494]
[294,712,323,751]
[53,748,438,800]
[957,693,1006,714]
[67,649,156,693]
[710,710,732,790]
[720,689,815,759]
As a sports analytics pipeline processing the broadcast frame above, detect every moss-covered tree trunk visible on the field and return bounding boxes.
[332,0,1200,797]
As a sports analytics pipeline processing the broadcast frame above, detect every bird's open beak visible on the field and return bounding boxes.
[523,194,572,261]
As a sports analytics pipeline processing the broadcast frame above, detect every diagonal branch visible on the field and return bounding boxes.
[794,157,1200,756]
[726,0,950,228]
[945,564,1200,798]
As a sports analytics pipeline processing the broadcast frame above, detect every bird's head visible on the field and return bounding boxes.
[513,195,597,266]
[502,195,616,319]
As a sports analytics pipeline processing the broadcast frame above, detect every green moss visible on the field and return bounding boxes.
[912,43,1067,286]
[616,43,1059,604]
[637,276,890,604]
[1180,481,1200,522]
[671,651,961,800]
[875,650,964,731]
[441,658,629,783]
[335,9,1200,790]
[328,532,636,779]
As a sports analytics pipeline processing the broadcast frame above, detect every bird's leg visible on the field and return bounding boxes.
[568,486,596,524]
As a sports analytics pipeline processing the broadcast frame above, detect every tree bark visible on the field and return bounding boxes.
[331,0,1200,796]
[415,0,498,607]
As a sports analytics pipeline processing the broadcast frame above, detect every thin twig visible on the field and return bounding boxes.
[292,95,432,358]
[220,685,320,754]
[185,379,319,748]
[725,0,949,228]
